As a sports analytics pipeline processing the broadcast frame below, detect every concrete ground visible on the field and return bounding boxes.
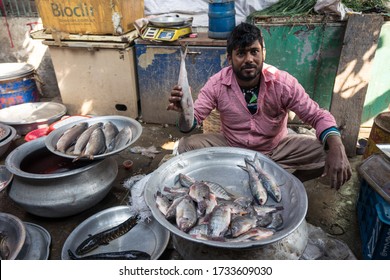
[0,101,364,260]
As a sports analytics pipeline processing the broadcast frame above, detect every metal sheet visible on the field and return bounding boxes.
[144,147,308,249]
[377,144,390,160]
[61,206,170,260]
[0,102,67,135]
[16,222,51,260]
[45,115,142,161]
[149,16,186,27]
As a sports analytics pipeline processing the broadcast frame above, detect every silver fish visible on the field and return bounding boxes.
[251,154,282,203]
[189,181,210,216]
[230,228,275,242]
[178,45,194,131]
[155,191,171,216]
[176,196,197,232]
[202,180,235,200]
[102,121,119,152]
[73,122,103,155]
[243,158,268,205]
[111,126,132,150]
[208,205,231,238]
[177,173,196,188]
[266,212,284,231]
[230,215,258,238]
[56,122,88,153]
[188,224,209,236]
[75,127,106,161]
[165,195,186,220]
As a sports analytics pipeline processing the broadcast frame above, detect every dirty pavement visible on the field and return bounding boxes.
[0,103,364,259]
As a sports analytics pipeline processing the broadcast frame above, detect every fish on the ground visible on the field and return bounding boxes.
[102,121,119,152]
[178,44,194,131]
[75,214,139,255]
[56,122,88,153]
[73,122,103,155]
[68,249,151,260]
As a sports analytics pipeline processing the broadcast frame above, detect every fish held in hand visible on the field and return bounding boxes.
[178,45,194,131]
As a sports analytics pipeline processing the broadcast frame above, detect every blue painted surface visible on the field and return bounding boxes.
[208,0,236,39]
[135,44,228,124]
[0,75,39,109]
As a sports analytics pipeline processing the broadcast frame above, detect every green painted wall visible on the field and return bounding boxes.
[256,22,346,110]
[362,22,390,124]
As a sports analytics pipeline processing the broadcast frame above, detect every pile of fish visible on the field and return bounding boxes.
[55,121,133,160]
[68,214,151,260]
[155,153,285,243]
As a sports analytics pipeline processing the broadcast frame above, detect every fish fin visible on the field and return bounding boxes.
[67,249,78,260]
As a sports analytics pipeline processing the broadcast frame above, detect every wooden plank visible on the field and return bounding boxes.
[330,14,383,157]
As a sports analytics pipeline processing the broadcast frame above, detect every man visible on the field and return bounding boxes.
[167,22,352,190]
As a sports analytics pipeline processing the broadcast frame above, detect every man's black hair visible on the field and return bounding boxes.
[227,22,264,56]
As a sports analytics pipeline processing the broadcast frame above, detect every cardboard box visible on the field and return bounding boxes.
[35,0,144,35]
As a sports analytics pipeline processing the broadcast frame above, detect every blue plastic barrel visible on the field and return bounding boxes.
[0,63,39,109]
[208,0,236,39]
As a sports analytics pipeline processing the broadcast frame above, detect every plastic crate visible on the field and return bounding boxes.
[357,180,390,259]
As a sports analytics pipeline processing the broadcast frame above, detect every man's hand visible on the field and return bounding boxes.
[322,135,352,190]
[167,85,183,112]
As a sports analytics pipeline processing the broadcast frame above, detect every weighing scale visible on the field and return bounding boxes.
[141,16,193,42]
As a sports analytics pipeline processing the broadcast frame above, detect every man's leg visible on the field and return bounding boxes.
[269,134,326,182]
[177,133,229,154]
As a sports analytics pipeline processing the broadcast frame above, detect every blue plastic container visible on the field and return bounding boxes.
[208,0,236,39]
[0,63,39,109]
[357,154,390,259]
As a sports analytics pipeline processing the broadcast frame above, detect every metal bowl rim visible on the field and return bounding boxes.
[0,212,26,259]
[0,102,67,125]
[145,146,308,249]
[44,115,142,161]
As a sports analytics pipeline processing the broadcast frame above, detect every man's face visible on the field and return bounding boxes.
[228,40,264,82]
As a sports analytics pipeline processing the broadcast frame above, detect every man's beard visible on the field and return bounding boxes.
[232,63,262,82]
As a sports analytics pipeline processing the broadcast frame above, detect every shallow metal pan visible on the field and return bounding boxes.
[144,147,308,249]
[61,206,170,260]
[45,115,142,161]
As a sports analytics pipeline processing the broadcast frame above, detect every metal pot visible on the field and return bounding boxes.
[5,137,118,218]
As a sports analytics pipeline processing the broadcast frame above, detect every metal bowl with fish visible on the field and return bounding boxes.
[45,115,142,160]
[0,212,26,260]
[144,147,309,258]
